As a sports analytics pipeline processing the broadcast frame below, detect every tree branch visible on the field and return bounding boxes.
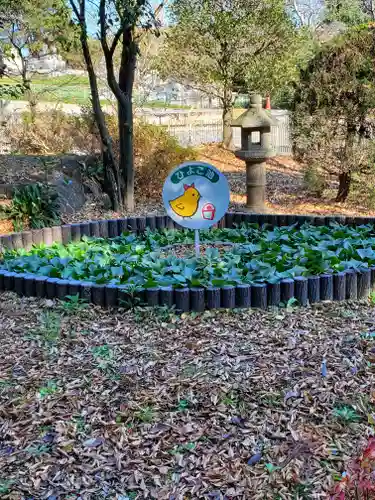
[176,79,224,101]
[109,28,122,57]
[99,0,110,54]
[69,0,81,22]
[252,37,277,58]
[99,0,128,108]
[292,0,306,26]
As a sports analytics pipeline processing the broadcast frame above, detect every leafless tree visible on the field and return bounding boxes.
[287,0,324,29]
[69,0,162,211]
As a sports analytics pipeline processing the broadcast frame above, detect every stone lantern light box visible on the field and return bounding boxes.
[231,94,277,212]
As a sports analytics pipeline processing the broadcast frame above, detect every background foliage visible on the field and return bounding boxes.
[292,24,375,202]
[8,109,195,200]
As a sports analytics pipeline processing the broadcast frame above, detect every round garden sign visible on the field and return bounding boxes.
[162,161,230,230]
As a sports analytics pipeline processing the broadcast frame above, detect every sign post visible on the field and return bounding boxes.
[163,161,230,256]
[194,229,200,258]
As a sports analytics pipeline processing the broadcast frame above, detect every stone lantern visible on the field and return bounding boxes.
[231,94,276,212]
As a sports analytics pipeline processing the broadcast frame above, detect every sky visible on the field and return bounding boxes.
[82,1,167,37]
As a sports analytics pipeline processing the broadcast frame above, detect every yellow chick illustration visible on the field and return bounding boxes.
[169,183,201,218]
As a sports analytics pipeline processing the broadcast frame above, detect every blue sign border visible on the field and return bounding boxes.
[162,161,230,230]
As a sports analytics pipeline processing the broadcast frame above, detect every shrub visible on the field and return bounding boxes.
[1,183,60,230]
[292,25,375,202]
[134,122,197,198]
[76,111,197,197]
[331,438,375,499]
[303,164,327,198]
[9,110,196,201]
[10,109,78,155]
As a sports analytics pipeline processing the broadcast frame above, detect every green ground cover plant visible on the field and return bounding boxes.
[1,223,375,289]
[0,183,60,230]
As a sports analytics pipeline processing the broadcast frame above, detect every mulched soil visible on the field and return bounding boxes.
[1,145,374,231]
[1,294,375,499]
[63,145,375,225]
[198,145,375,217]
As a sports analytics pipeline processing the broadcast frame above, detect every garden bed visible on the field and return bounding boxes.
[1,213,375,310]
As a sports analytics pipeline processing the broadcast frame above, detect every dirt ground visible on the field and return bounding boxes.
[1,146,374,232]
[66,145,375,225]
[198,145,375,217]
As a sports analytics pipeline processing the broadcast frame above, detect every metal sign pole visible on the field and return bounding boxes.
[195,229,200,257]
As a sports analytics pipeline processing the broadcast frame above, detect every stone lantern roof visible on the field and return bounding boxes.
[232,94,276,129]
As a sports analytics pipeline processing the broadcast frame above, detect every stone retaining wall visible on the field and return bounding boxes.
[0,212,374,311]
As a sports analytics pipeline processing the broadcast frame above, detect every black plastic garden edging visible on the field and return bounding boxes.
[1,212,375,311]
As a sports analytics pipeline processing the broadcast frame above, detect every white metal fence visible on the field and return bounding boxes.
[0,101,292,156]
[164,110,292,155]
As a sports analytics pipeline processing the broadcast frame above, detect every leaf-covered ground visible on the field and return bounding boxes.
[56,145,375,227]
[198,145,375,218]
[1,293,375,499]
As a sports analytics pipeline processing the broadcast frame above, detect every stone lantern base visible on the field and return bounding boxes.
[235,151,268,213]
[245,160,267,213]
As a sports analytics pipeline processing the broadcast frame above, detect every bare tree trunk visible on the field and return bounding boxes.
[23,77,37,122]
[118,27,135,211]
[14,46,37,122]
[335,171,351,202]
[78,24,120,210]
[70,0,121,210]
[222,89,233,149]
[370,0,375,20]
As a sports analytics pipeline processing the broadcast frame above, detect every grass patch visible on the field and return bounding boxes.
[9,75,91,86]
[3,76,192,108]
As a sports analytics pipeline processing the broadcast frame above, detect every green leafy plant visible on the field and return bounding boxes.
[169,442,196,454]
[38,380,58,398]
[91,344,119,380]
[26,311,61,345]
[292,482,313,499]
[333,405,361,423]
[134,406,155,423]
[71,415,87,433]
[119,284,144,311]
[0,479,15,494]
[176,399,189,411]
[59,294,88,314]
[221,393,239,407]
[26,443,51,456]
[4,222,375,291]
[2,182,60,229]
[122,492,137,500]
[265,463,282,473]
[92,344,113,360]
